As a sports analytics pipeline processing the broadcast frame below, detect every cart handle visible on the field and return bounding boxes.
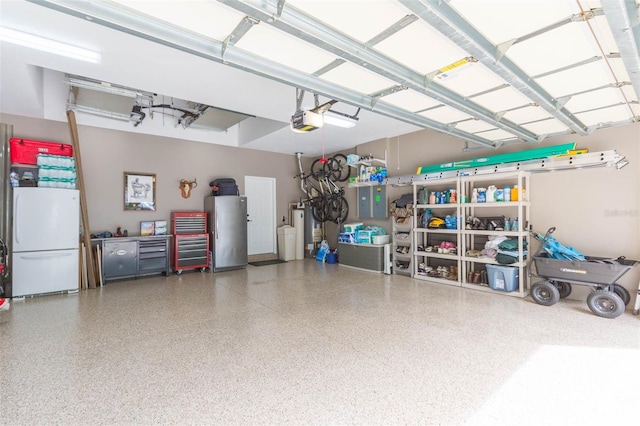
[529,226,556,242]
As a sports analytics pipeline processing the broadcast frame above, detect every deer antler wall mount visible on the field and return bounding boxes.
[179,178,198,199]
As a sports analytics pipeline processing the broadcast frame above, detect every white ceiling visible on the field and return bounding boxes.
[1,0,639,158]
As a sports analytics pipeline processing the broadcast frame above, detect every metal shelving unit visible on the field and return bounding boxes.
[411,171,531,298]
[411,177,461,286]
[460,171,530,298]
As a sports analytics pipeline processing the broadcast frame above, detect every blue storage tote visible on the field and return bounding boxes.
[486,264,519,292]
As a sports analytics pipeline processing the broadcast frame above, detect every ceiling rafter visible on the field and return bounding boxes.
[503,7,604,49]
[365,14,419,47]
[222,16,259,58]
[216,0,540,144]
[25,0,499,148]
[532,56,608,79]
[399,0,591,136]
[600,0,640,114]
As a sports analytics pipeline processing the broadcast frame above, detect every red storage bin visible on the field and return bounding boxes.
[10,138,73,165]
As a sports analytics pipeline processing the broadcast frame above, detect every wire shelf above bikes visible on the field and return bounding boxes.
[346,153,387,168]
[346,151,388,188]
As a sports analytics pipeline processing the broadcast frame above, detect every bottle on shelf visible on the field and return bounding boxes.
[419,188,428,204]
[471,188,478,203]
[477,188,486,203]
[486,185,497,202]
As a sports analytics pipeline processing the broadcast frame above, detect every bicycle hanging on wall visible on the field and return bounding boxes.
[295,152,350,223]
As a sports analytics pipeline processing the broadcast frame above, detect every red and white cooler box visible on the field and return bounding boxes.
[10,138,73,165]
[9,138,76,188]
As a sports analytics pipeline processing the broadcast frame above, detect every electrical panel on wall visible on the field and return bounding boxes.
[357,185,387,219]
[358,186,371,218]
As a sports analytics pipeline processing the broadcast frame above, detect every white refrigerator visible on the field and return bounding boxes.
[12,188,80,297]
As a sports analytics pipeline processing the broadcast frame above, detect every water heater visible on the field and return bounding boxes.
[292,208,305,260]
[303,204,322,258]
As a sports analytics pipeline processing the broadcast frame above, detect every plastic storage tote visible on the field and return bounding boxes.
[486,264,519,292]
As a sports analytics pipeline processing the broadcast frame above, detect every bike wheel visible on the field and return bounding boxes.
[328,154,351,182]
[311,158,327,176]
[328,196,349,224]
[312,197,328,223]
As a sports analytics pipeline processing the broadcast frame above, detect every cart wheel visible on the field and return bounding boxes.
[176,270,182,275]
[531,281,560,306]
[633,309,639,315]
[612,284,630,306]
[200,267,206,272]
[586,290,625,319]
[552,281,572,298]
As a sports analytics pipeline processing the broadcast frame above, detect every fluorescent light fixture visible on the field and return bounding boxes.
[66,75,146,99]
[67,103,130,121]
[0,27,101,63]
[323,109,358,128]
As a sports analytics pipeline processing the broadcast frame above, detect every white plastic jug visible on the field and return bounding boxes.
[486,185,497,202]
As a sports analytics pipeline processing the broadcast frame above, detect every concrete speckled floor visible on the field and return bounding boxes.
[1,259,639,425]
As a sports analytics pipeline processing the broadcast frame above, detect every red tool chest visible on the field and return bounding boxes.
[10,138,73,165]
[171,212,209,274]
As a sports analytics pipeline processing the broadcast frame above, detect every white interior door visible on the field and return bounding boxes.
[245,176,276,255]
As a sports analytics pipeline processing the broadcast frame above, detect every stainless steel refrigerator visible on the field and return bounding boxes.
[204,195,247,272]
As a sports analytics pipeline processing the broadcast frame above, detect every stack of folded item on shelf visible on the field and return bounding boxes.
[495,238,528,264]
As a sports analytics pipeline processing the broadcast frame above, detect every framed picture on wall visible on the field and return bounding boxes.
[124,172,156,211]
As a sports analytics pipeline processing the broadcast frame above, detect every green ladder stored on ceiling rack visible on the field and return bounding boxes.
[416,143,577,174]
[385,145,627,186]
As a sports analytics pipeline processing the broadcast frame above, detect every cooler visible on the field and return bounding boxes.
[277,225,296,261]
[10,138,73,165]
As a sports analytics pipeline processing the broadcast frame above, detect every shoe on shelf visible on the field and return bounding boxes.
[0,298,10,311]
